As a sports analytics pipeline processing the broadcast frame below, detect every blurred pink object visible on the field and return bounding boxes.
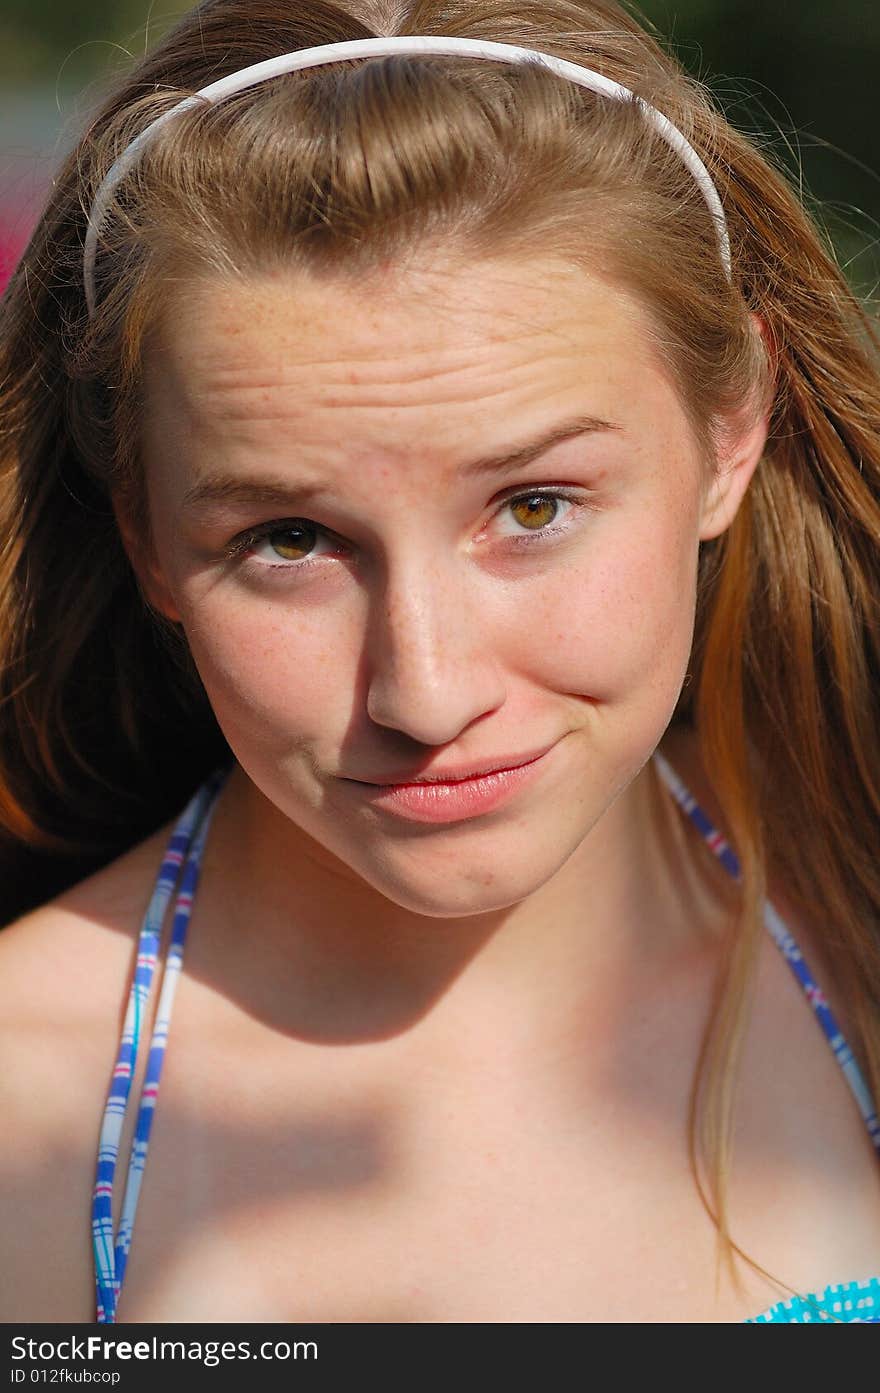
[0,214,34,293]
[1,89,66,297]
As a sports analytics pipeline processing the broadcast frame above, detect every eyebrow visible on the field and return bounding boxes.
[180,412,623,513]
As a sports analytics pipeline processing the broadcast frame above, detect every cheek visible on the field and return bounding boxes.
[177,590,360,753]
[506,509,699,703]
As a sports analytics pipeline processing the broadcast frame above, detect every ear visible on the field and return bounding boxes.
[698,314,773,543]
[112,491,183,625]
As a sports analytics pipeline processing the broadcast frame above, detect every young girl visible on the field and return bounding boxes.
[1,0,878,1325]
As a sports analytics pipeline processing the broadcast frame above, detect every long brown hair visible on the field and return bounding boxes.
[1,0,878,1309]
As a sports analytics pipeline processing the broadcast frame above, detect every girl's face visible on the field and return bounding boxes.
[131,256,763,917]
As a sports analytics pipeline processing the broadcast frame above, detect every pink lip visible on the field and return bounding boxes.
[349,743,559,824]
[354,744,559,786]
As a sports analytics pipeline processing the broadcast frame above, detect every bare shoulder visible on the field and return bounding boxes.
[656,722,860,1038]
[658,722,880,1280]
[0,817,174,1321]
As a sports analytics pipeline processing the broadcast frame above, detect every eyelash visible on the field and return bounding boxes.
[221,487,594,575]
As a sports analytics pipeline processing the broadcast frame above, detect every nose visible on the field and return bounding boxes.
[364,550,506,745]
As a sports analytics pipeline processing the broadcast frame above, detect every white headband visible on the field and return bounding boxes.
[83,34,732,317]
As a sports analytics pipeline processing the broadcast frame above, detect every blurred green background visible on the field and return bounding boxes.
[1,1,878,296]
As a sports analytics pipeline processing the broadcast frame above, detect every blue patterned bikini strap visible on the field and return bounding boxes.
[652,749,880,1154]
[92,763,232,1323]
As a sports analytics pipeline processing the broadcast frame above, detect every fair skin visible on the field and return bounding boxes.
[1,254,879,1322]
[123,254,758,1042]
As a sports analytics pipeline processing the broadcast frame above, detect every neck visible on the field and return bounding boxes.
[180,735,733,1052]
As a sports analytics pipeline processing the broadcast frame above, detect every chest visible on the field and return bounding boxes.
[115,1131,740,1322]
[17,892,880,1326]
[101,946,880,1324]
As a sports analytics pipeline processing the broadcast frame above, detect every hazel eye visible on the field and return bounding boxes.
[504,494,563,531]
[494,490,582,540]
[250,523,337,566]
[263,526,311,561]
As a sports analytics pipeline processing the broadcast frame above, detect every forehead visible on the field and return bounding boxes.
[138,254,699,506]
[144,255,659,407]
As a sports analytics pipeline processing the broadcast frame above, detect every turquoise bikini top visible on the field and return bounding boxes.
[90,752,880,1324]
